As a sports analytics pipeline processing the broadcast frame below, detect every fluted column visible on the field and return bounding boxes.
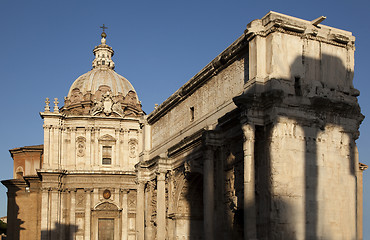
[136,181,145,240]
[203,146,214,240]
[157,172,166,240]
[242,123,257,240]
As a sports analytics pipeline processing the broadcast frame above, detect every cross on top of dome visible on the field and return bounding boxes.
[100,24,108,38]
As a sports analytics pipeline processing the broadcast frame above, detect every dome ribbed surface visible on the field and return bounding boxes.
[68,68,136,98]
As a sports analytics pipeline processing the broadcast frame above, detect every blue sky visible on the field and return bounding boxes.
[1,0,369,236]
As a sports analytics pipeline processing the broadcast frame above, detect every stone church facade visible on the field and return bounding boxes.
[2,11,368,240]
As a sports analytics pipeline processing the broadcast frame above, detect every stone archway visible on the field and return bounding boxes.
[172,173,203,240]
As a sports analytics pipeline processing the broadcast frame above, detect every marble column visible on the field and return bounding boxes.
[203,146,214,240]
[157,172,166,240]
[242,123,257,240]
[136,181,145,240]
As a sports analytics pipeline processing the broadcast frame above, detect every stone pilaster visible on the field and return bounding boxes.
[84,188,92,240]
[242,122,257,240]
[60,127,65,169]
[50,188,59,239]
[70,189,76,240]
[71,127,76,168]
[136,181,145,240]
[157,171,166,240]
[94,128,100,167]
[203,146,214,240]
[43,125,50,168]
[41,187,50,240]
[121,189,129,240]
[86,127,92,167]
[59,189,66,240]
[123,129,129,169]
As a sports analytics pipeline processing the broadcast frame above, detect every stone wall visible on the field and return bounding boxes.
[149,51,247,158]
[41,116,142,172]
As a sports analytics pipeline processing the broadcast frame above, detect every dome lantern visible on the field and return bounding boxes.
[92,25,115,70]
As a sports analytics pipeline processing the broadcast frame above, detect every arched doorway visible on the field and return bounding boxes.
[91,202,121,240]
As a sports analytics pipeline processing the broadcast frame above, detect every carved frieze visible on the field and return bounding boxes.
[129,139,138,158]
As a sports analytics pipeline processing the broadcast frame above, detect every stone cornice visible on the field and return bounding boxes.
[37,169,136,176]
[1,179,28,189]
[147,11,355,125]
[9,144,43,157]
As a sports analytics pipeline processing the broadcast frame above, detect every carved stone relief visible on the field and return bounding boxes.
[76,136,86,157]
[128,191,136,209]
[91,91,125,117]
[76,191,85,208]
[129,139,138,158]
[70,88,83,104]
[96,202,119,211]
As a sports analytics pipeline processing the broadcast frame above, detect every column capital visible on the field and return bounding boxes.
[120,188,130,193]
[202,130,222,148]
[242,123,255,142]
[66,188,77,192]
[156,171,166,181]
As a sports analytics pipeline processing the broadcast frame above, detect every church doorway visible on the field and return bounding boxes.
[91,202,121,240]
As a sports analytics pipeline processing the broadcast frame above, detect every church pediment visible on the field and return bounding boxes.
[98,134,116,144]
[94,202,119,211]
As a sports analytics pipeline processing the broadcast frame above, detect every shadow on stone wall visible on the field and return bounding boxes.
[40,222,79,240]
[1,181,25,240]
[233,53,361,239]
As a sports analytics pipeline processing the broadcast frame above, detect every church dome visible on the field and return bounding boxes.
[67,68,136,99]
[62,31,143,117]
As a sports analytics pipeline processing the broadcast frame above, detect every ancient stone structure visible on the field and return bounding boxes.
[2,11,367,240]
